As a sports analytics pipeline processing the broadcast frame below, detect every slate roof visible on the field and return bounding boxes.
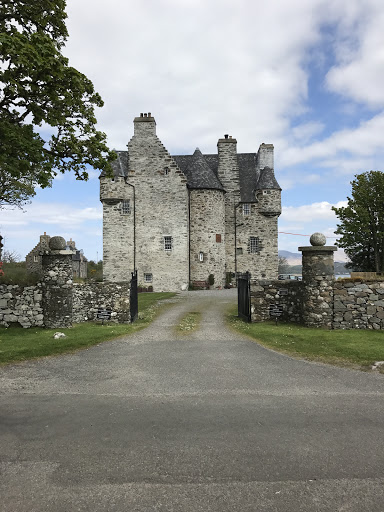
[172,149,224,191]
[101,148,281,201]
[100,150,128,178]
[257,166,281,191]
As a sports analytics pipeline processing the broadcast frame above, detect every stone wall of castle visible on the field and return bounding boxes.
[101,177,135,282]
[189,189,226,288]
[236,204,279,280]
[217,137,240,275]
[126,116,189,292]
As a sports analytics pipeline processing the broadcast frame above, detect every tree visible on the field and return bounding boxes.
[332,171,384,273]
[0,0,115,208]
[2,248,21,263]
[278,255,289,274]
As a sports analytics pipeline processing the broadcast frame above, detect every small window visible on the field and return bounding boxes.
[164,236,173,251]
[199,252,204,262]
[121,200,130,214]
[216,234,222,243]
[236,247,243,255]
[248,236,262,254]
[263,190,271,195]
[164,167,169,176]
[243,204,250,215]
[33,255,39,263]
[144,273,153,283]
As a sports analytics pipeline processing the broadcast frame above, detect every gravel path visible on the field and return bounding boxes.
[1,289,384,511]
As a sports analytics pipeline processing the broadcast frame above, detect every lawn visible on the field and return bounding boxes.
[0,292,176,366]
[227,306,384,372]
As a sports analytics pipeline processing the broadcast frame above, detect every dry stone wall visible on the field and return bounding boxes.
[333,280,384,329]
[0,284,43,328]
[73,282,130,324]
[250,279,303,323]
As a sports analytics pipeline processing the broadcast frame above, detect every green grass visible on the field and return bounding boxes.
[176,311,201,335]
[226,306,384,372]
[0,292,176,366]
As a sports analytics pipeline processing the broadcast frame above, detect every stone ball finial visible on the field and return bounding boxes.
[49,236,66,250]
[310,232,326,246]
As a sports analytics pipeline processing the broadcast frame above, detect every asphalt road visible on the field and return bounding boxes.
[1,289,384,511]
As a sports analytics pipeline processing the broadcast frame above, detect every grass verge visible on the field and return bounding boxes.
[0,292,176,366]
[176,311,201,335]
[226,306,384,372]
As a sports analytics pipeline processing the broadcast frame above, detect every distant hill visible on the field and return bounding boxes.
[279,251,350,275]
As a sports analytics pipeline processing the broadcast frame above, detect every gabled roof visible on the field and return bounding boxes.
[172,149,224,191]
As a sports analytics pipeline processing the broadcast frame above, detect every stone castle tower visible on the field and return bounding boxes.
[100,113,281,291]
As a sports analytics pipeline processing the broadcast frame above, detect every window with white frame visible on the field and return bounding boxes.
[33,255,39,263]
[164,236,173,251]
[248,236,262,254]
[262,190,271,195]
[121,200,130,214]
[243,203,250,215]
[144,273,153,283]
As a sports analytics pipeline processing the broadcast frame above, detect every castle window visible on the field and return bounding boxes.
[164,236,173,251]
[263,190,271,195]
[144,273,153,283]
[164,167,169,175]
[243,204,250,215]
[121,200,130,214]
[199,252,204,262]
[34,255,39,263]
[248,236,262,254]
[216,234,222,243]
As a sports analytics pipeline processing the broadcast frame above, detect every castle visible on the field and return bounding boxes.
[100,113,281,291]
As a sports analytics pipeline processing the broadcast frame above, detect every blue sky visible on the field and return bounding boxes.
[1,0,384,262]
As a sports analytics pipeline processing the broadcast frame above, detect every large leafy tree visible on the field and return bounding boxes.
[0,0,115,208]
[332,171,384,273]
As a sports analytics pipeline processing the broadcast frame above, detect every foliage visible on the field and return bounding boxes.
[332,171,384,273]
[0,292,176,365]
[278,255,289,274]
[87,260,103,281]
[0,261,39,285]
[0,0,116,207]
[227,306,384,372]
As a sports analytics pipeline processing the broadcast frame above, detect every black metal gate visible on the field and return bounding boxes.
[237,272,251,322]
[130,270,138,322]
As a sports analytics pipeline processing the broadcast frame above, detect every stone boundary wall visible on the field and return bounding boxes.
[333,280,384,330]
[73,282,131,324]
[0,284,43,328]
[250,280,303,323]
[250,278,384,330]
[0,282,131,328]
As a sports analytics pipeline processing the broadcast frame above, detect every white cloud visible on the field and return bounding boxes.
[281,201,347,223]
[325,2,384,107]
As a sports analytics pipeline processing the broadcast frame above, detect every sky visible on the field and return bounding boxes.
[1,0,384,262]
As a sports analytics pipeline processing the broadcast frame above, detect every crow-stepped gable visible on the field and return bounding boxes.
[100,113,281,291]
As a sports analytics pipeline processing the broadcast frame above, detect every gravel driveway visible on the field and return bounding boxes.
[1,289,384,511]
